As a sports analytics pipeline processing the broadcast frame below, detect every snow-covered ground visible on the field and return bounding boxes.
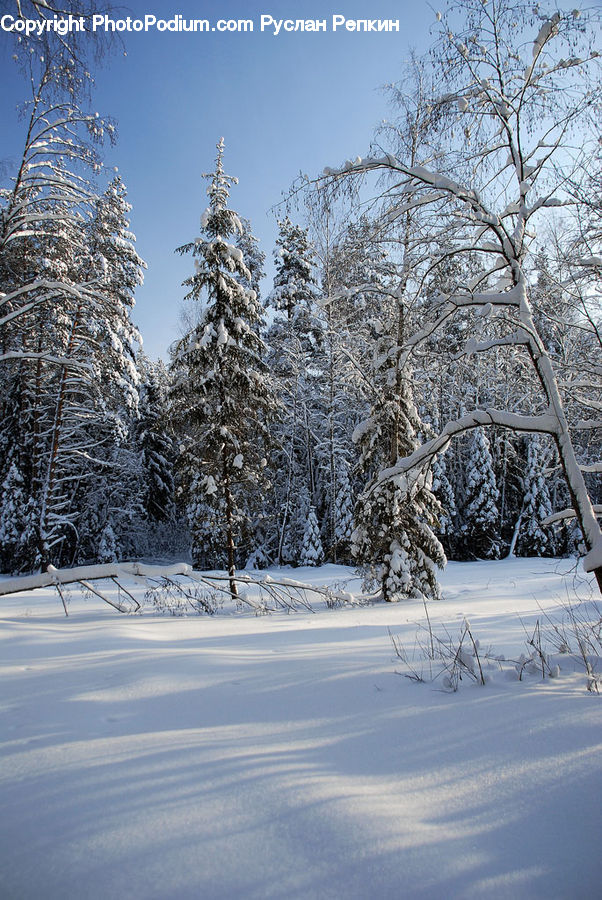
[1,558,601,899]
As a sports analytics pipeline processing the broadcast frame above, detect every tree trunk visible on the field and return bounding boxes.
[221,449,238,599]
[38,306,81,567]
[519,284,602,593]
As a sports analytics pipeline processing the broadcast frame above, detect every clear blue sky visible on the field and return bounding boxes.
[1,2,437,358]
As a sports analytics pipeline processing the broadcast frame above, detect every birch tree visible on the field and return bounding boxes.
[322,0,602,589]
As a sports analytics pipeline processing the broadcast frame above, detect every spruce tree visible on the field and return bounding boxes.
[431,454,458,557]
[137,358,176,524]
[265,217,324,564]
[332,461,354,562]
[516,436,555,558]
[170,139,278,593]
[268,217,319,320]
[460,427,502,560]
[299,506,325,567]
[352,313,446,602]
[0,462,38,573]
[236,217,265,298]
[34,174,144,566]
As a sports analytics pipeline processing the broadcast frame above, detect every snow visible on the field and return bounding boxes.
[532,19,555,58]
[1,559,601,899]
[584,538,602,573]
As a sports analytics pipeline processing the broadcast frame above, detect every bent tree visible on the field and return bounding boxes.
[323,0,602,589]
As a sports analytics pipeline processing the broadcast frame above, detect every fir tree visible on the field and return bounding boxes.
[170,139,278,594]
[431,454,458,556]
[0,462,39,573]
[460,427,501,560]
[236,217,265,298]
[265,217,324,564]
[137,358,176,524]
[352,329,446,602]
[332,461,354,561]
[35,174,144,566]
[516,436,555,558]
[268,217,319,321]
[299,506,324,567]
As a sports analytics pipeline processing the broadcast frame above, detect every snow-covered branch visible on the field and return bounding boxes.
[375,408,559,487]
[542,506,602,526]
[574,419,602,431]
[580,464,602,474]
[0,350,92,369]
[458,331,527,358]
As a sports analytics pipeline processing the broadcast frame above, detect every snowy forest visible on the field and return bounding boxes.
[2,4,602,896]
[1,0,601,603]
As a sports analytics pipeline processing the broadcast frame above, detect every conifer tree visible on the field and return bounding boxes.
[431,454,458,556]
[516,436,555,558]
[299,506,325,567]
[0,462,38,573]
[352,310,446,602]
[236,217,266,298]
[137,358,176,524]
[460,427,501,560]
[310,214,387,563]
[332,461,355,562]
[170,139,277,594]
[33,174,144,566]
[0,56,145,571]
[265,217,324,563]
[268,217,320,320]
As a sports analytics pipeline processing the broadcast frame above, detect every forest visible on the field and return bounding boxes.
[0,0,600,604]
[2,4,602,897]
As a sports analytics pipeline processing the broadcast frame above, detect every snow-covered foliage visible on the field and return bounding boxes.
[460,427,501,560]
[320,0,602,590]
[332,462,355,557]
[1,0,599,597]
[267,216,320,319]
[431,454,458,552]
[170,140,278,593]
[516,436,555,558]
[0,64,143,571]
[298,506,325,567]
[264,217,325,565]
[352,343,446,601]
[137,357,176,524]
[0,463,38,573]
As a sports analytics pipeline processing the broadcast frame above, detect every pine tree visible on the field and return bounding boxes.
[516,436,555,558]
[235,217,265,298]
[311,214,388,563]
[137,358,176,524]
[0,462,39,573]
[0,63,145,571]
[431,454,458,556]
[299,506,324,567]
[268,217,319,320]
[332,461,354,561]
[170,139,278,594]
[33,174,144,566]
[460,427,501,560]
[265,217,324,564]
[352,326,446,602]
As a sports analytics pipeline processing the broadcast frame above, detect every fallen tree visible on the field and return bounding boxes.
[0,561,358,615]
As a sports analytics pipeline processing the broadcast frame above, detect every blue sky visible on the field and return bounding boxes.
[1,2,437,358]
